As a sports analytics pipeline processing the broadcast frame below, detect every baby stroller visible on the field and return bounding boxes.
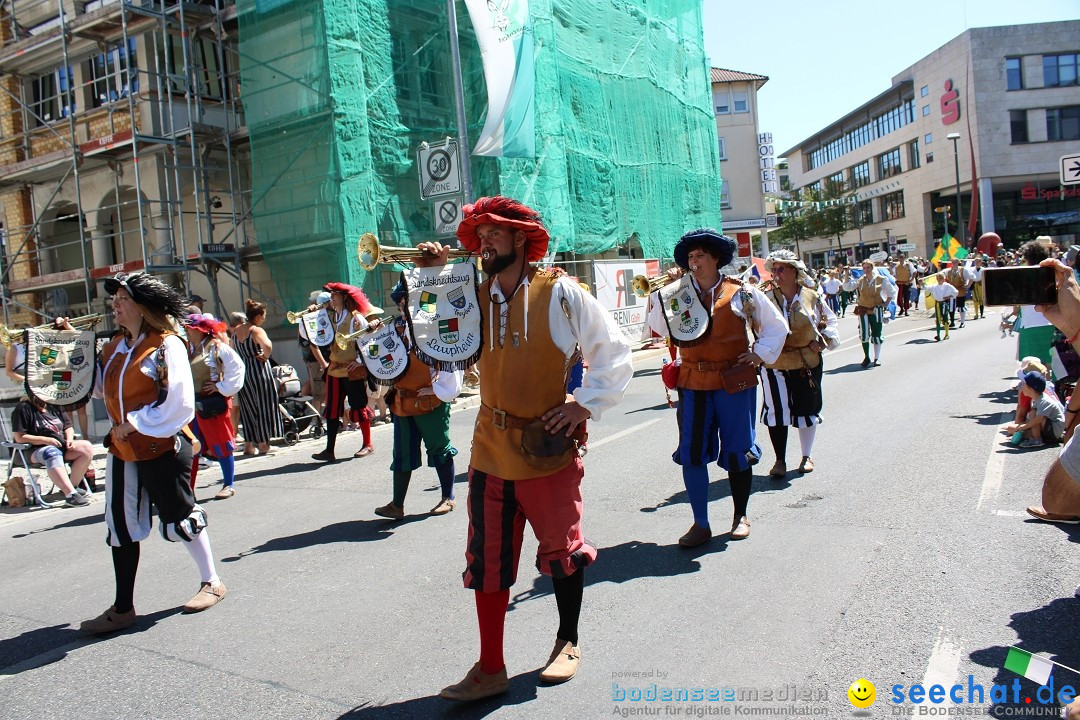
[272,364,324,445]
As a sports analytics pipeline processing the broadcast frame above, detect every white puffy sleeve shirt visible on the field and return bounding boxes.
[96,333,196,437]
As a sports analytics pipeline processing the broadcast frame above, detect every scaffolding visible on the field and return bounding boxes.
[0,0,257,328]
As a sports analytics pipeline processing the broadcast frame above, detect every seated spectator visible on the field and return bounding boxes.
[1012,357,1053,429]
[1005,371,1064,448]
[11,396,95,506]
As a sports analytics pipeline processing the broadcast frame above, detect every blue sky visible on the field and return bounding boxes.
[701,0,1079,156]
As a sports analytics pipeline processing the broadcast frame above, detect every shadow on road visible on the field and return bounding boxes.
[234,461,327,482]
[0,607,179,677]
[905,338,938,345]
[626,403,673,414]
[634,367,661,378]
[10,510,102,539]
[339,672,540,718]
[640,475,742,512]
[825,363,872,375]
[506,538,721,611]
[951,413,1012,426]
[221,516,433,562]
[980,388,1017,405]
[969,596,1080,715]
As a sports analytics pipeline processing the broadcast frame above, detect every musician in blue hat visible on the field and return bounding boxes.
[647,229,788,547]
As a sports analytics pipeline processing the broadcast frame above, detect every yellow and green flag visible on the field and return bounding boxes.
[931,231,969,267]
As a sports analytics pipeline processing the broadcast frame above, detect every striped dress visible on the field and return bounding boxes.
[234,334,283,443]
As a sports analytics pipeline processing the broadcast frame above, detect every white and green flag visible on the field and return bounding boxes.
[463,0,535,157]
[1004,647,1053,685]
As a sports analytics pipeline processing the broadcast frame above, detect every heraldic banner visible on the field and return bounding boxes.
[658,275,712,348]
[301,308,334,347]
[359,322,410,385]
[23,328,96,407]
[403,263,483,371]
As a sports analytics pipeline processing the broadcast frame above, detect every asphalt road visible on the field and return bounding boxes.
[2,305,1078,720]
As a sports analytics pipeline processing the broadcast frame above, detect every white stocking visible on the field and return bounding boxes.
[183,529,219,584]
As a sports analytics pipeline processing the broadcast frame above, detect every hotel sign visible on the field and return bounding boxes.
[759,132,778,194]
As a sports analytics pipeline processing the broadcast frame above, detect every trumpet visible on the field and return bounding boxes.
[334,318,390,350]
[286,308,312,324]
[358,232,475,272]
[631,273,676,298]
[0,313,104,347]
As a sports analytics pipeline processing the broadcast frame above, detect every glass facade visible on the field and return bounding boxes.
[807,98,915,170]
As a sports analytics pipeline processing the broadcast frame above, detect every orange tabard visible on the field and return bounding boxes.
[101,332,173,461]
[677,279,750,391]
[473,269,576,480]
[391,349,442,417]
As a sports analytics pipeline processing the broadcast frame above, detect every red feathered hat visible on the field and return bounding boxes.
[323,282,373,315]
[185,313,227,336]
[456,196,551,262]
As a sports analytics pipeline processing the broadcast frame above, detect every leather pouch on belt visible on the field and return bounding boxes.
[721,362,759,393]
[520,420,585,471]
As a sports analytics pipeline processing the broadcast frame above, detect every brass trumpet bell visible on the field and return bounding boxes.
[286,310,305,324]
[357,232,473,272]
[0,313,104,347]
[631,273,675,298]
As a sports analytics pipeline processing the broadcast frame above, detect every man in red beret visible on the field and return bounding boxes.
[417,196,632,701]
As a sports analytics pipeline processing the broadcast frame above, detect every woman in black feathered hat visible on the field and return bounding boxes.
[80,272,227,635]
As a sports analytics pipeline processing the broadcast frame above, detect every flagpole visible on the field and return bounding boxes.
[1011,646,1080,678]
[447,0,474,205]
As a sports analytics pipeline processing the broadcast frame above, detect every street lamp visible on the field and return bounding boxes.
[946,132,963,246]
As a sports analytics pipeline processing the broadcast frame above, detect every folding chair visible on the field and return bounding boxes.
[0,406,58,508]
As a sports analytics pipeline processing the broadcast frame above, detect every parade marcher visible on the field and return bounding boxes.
[839,267,857,318]
[81,272,226,635]
[647,230,788,548]
[312,283,376,462]
[820,270,841,315]
[419,196,632,701]
[894,256,915,316]
[945,257,973,328]
[855,260,888,367]
[758,251,839,478]
[185,313,245,499]
[298,290,332,415]
[970,255,987,319]
[927,273,958,341]
[374,281,462,519]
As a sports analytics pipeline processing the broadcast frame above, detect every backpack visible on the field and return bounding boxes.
[272,364,302,398]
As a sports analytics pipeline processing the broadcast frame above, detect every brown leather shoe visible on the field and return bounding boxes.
[768,461,787,478]
[798,456,815,473]
[1026,506,1080,524]
[439,662,509,701]
[730,516,750,540]
[540,639,581,683]
[678,523,712,548]
[353,446,374,458]
[374,502,404,519]
[80,606,137,634]
[214,486,236,500]
[430,498,456,515]
[182,581,227,613]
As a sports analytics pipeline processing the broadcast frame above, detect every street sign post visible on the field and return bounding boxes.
[432,196,464,236]
[418,139,462,199]
[1061,153,1080,186]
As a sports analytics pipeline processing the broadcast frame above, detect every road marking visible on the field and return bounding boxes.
[994,510,1028,517]
[913,627,963,706]
[588,417,665,451]
[977,411,1013,512]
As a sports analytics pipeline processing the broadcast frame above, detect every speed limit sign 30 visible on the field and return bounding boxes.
[418,139,462,200]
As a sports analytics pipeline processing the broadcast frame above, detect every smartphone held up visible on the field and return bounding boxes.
[982,266,1057,307]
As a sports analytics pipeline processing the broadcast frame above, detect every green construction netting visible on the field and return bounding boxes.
[236,0,721,310]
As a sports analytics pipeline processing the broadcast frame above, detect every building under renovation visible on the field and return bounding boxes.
[0,0,721,338]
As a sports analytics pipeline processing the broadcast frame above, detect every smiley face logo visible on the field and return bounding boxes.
[848,678,876,709]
